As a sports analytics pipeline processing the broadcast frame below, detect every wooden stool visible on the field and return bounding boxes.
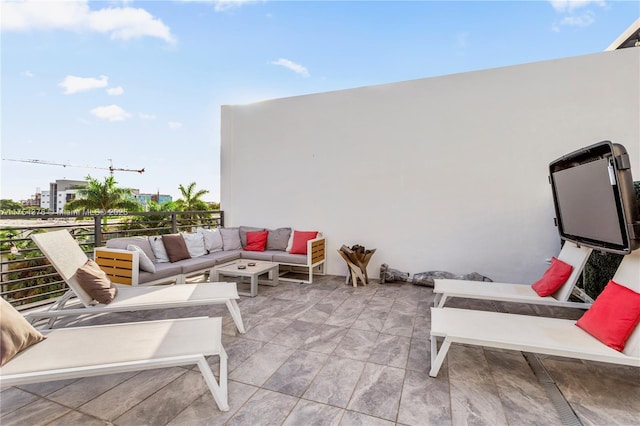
[338,245,376,287]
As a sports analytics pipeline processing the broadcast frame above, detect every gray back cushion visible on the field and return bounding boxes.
[106,236,156,263]
[239,226,265,247]
[266,228,292,251]
[220,228,242,251]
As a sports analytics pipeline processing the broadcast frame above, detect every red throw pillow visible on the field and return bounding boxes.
[576,280,640,352]
[289,230,318,255]
[531,257,573,297]
[244,230,269,252]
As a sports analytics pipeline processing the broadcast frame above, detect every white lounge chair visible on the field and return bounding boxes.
[0,316,230,411]
[27,230,245,333]
[429,248,640,377]
[433,242,593,309]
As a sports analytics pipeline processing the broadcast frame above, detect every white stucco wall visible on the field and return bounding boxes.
[221,48,640,283]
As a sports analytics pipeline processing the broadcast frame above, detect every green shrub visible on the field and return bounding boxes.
[580,251,623,299]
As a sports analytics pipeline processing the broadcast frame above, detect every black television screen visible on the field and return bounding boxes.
[549,141,640,255]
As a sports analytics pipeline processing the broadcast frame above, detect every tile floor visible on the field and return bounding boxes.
[2,275,639,425]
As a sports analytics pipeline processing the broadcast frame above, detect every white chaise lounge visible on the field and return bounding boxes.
[28,230,245,333]
[429,248,640,377]
[0,316,230,411]
[433,242,593,309]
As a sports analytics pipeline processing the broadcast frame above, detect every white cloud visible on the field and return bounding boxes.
[179,0,257,12]
[107,86,124,96]
[548,0,605,29]
[59,75,108,94]
[213,0,256,12]
[139,112,157,120]
[560,11,596,27]
[271,58,310,77]
[1,0,175,44]
[21,70,34,77]
[88,7,175,42]
[168,121,183,129]
[548,0,606,12]
[90,104,131,121]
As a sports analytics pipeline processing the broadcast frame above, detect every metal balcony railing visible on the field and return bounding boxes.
[0,210,224,310]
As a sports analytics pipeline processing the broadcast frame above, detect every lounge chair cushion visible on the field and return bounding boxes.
[149,236,170,263]
[220,228,242,251]
[576,280,640,351]
[289,230,318,255]
[76,260,118,304]
[180,232,207,258]
[198,227,224,253]
[244,231,268,251]
[266,227,292,251]
[127,244,156,273]
[531,256,573,297]
[162,234,191,263]
[1,299,46,366]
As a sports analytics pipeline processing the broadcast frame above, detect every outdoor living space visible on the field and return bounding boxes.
[2,17,639,426]
[2,275,638,426]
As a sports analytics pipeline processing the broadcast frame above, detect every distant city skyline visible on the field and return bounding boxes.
[4,173,179,204]
[11,177,176,211]
[2,0,638,202]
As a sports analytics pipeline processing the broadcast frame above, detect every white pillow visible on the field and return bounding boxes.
[285,232,294,252]
[126,244,156,273]
[148,236,169,263]
[180,232,207,258]
[197,227,224,253]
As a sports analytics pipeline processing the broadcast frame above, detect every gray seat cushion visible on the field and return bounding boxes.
[138,262,182,284]
[210,250,242,265]
[241,250,279,262]
[180,250,243,275]
[272,253,307,265]
[178,256,218,275]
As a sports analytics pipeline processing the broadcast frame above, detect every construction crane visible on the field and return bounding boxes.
[2,158,145,175]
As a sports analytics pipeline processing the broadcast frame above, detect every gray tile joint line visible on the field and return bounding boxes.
[490,302,583,426]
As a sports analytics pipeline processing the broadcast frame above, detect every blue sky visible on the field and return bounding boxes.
[1,0,638,204]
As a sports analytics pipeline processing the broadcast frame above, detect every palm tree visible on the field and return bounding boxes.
[175,182,210,229]
[123,200,178,235]
[175,182,210,211]
[65,175,141,226]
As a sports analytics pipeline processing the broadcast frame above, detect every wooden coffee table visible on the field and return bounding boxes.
[210,260,279,297]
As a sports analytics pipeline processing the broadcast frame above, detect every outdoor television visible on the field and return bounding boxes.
[549,141,640,255]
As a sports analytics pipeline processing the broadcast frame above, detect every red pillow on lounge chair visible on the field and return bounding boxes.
[531,257,573,297]
[576,280,640,351]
